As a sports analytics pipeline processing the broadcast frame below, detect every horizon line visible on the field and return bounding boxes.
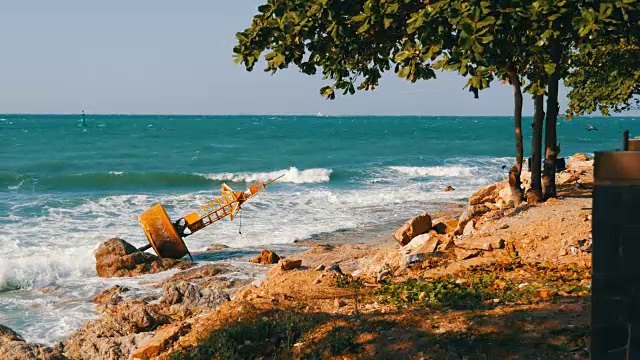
[0,112,629,118]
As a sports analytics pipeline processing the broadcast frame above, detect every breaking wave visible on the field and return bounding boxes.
[201,167,332,184]
[389,165,475,177]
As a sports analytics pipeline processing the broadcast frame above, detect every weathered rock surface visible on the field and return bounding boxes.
[413,233,440,254]
[393,212,432,246]
[567,153,593,170]
[568,153,589,163]
[130,323,188,360]
[93,285,129,307]
[250,250,281,264]
[95,238,194,278]
[557,172,580,185]
[280,259,302,270]
[455,205,491,235]
[160,281,230,313]
[163,264,227,285]
[63,301,170,360]
[468,181,507,205]
[206,244,229,251]
[444,186,455,192]
[0,325,66,360]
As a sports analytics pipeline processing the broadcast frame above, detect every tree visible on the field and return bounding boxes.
[233,0,626,202]
[566,2,640,115]
[567,40,640,117]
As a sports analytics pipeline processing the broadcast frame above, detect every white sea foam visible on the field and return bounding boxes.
[202,167,332,184]
[389,165,475,177]
[108,171,124,175]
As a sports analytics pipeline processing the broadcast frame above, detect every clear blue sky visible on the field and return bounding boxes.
[0,1,571,116]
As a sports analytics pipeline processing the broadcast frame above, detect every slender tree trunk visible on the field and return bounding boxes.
[529,94,545,203]
[542,44,562,200]
[508,66,524,206]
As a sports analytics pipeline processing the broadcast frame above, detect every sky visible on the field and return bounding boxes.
[0,1,581,116]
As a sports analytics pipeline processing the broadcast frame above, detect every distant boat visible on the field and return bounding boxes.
[317,112,323,117]
[586,124,599,132]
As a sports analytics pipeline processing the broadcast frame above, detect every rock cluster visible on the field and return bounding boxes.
[95,238,194,278]
[0,325,65,360]
[392,212,432,246]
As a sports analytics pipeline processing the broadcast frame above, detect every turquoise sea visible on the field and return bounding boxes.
[0,114,637,343]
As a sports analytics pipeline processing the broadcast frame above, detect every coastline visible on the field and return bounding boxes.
[0,154,594,359]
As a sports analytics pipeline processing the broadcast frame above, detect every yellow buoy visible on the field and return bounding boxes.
[137,175,283,259]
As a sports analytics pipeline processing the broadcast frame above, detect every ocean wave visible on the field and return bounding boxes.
[389,165,474,177]
[201,167,332,184]
[0,250,95,292]
[2,167,332,191]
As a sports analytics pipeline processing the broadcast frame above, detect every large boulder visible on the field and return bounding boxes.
[95,238,194,278]
[468,181,508,205]
[393,212,432,246]
[0,324,66,360]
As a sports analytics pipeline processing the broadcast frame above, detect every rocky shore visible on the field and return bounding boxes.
[1,154,594,360]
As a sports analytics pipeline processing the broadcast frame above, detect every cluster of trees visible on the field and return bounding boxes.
[233,0,640,202]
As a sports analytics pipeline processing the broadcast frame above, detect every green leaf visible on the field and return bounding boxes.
[398,66,411,79]
[544,63,557,75]
[357,21,371,34]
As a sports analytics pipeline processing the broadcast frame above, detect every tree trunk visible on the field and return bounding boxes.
[529,93,545,203]
[542,45,562,200]
[508,67,524,206]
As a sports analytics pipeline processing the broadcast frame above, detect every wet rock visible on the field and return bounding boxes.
[130,323,187,360]
[444,186,455,192]
[0,325,66,360]
[93,285,129,306]
[160,282,230,311]
[469,181,508,205]
[392,212,432,246]
[250,250,280,265]
[95,238,194,278]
